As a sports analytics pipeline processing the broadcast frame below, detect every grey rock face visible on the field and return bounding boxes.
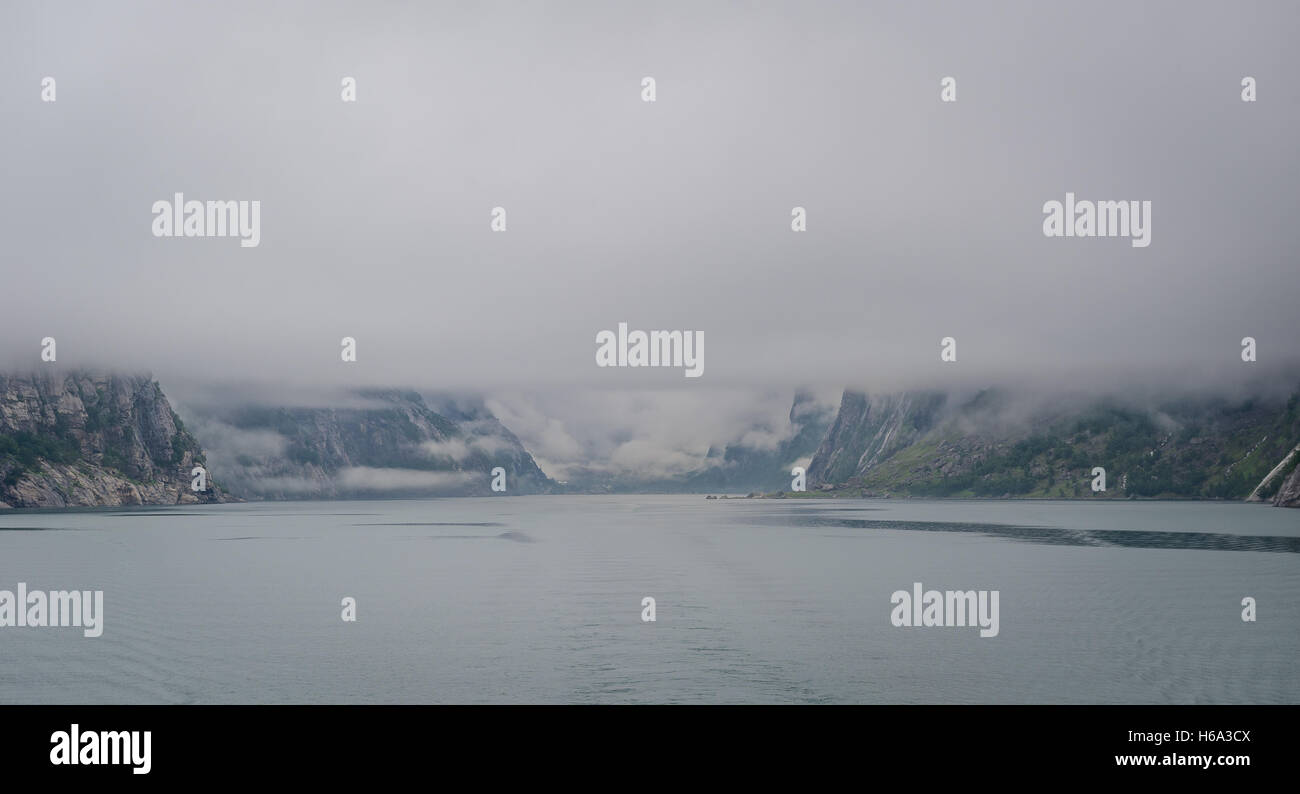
[0,371,224,508]
[1273,465,1300,507]
[806,391,946,486]
[184,390,554,500]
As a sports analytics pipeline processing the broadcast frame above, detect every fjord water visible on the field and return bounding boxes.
[0,496,1296,704]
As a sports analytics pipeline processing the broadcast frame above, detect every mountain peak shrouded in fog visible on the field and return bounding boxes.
[179,388,553,500]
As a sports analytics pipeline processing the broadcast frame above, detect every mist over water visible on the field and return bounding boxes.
[2,496,1295,704]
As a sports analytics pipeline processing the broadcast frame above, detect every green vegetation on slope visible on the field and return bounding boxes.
[819,392,1300,500]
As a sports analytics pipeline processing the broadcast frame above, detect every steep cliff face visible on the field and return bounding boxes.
[0,372,223,508]
[806,392,947,487]
[1272,459,1300,507]
[805,388,1300,501]
[186,390,553,499]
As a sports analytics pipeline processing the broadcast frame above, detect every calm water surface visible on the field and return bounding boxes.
[0,496,1296,704]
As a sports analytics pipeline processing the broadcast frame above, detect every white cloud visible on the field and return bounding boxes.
[487,388,824,481]
[420,439,473,462]
[336,468,476,491]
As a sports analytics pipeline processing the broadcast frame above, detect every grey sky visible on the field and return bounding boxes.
[1,0,1297,402]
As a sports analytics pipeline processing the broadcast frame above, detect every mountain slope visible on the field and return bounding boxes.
[805,388,1300,503]
[0,372,223,508]
[186,390,553,499]
[1269,452,1300,507]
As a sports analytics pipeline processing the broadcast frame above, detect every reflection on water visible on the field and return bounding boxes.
[761,511,1300,553]
[353,522,505,527]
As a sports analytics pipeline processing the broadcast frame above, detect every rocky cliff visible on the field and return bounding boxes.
[1271,455,1300,507]
[805,392,947,487]
[0,372,223,508]
[805,388,1300,504]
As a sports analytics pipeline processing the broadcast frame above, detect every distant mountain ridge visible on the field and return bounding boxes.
[5,370,1299,507]
[0,373,554,507]
[186,389,553,500]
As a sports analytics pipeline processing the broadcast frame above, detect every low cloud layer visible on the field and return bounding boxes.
[335,467,475,492]
[487,387,839,481]
[0,1,1295,400]
[421,435,514,463]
